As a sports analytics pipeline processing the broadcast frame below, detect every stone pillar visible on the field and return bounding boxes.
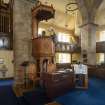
[80,23,98,65]
[75,0,103,65]
[13,0,34,86]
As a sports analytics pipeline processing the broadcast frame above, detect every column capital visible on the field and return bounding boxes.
[79,22,99,28]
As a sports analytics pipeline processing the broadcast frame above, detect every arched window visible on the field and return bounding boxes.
[99,31,105,41]
[56,53,71,63]
[0,37,9,49]
[99,53,104,63]
[0,0,13,49]
[38,28,45,36]
[57,32,71,43]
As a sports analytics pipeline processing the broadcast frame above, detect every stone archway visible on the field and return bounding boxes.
[75,0,103,65]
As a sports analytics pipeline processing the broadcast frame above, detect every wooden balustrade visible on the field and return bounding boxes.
[55,42,81,53]
[55,41,105,53]
[96,42,105,53]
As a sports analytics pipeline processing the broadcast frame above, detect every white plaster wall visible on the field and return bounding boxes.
[95,8,105,26]
[0,50,14,78]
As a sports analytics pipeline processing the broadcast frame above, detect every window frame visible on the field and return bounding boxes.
[56,53,71,64]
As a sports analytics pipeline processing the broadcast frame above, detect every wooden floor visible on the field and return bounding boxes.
[45,101,62,105]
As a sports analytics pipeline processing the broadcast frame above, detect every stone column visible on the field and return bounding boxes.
[75,0,103,65]
[13,0,34,86]
[80,23,98,65]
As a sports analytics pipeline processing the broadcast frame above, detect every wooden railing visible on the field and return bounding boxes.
[96,41,105,53]
[55,41,105,53]
[55,42,81,53]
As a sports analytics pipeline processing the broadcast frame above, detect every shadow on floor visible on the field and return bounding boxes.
[55,78,105,105]
[1,78,105,105]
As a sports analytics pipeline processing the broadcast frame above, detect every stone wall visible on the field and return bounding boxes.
[13,0,35,68]
[13,0,35,85]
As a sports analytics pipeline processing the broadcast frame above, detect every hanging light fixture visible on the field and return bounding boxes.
[65,0,78,12]
[65,0,78,28]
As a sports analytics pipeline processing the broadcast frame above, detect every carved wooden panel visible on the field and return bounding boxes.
[32,37,55,57]
[44,71,74,98]
[55,42,81,53]
[96,42,105,53]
